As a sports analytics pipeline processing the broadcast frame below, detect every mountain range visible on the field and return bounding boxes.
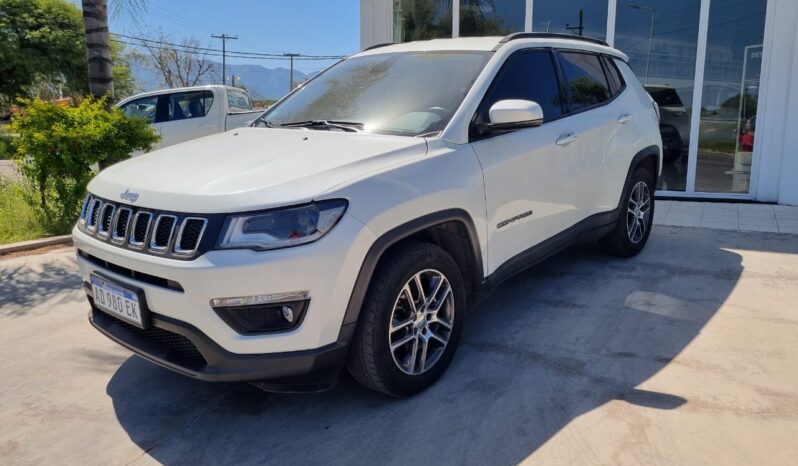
[132,60,319,101]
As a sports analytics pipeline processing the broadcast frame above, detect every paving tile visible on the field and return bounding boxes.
[776,218,798,233]
[739,222,779,233]
[701,214,738,226]
[699,222,739,231]
[664,214,701,228]
[775,210,798,221]
[702,204,738,215]
[773,204,798,213]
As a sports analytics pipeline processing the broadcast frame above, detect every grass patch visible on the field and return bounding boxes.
[0,179,54,244]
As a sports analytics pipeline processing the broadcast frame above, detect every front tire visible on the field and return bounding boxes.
[600,166,655,257]
[346,241,465,397]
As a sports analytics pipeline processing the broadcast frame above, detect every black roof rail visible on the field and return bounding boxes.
[497,32,609,47]
[362,42,394,51]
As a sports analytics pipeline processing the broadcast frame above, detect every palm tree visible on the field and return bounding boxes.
[81,0,145,103]
[81,0,114,101]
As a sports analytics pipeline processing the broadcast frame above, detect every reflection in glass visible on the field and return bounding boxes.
[533,0,607,41]
[615,0,700,192]
[393,0,452,42]
[459,0,525,37]
[695,0,766,193]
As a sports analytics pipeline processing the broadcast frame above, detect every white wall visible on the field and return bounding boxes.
[753,0,798,205]
[360,0,392,49]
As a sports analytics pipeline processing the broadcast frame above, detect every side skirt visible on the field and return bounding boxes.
[479,208,619,293]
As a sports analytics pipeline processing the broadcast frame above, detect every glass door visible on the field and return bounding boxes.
[693,0,767,194]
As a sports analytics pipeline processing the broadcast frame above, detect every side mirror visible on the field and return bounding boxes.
[478,99,544,135]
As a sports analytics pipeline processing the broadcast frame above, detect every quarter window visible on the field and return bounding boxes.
[227,89,252,112]
[558,52,611,111]
[603,56,625,96]
[475,50,564,128]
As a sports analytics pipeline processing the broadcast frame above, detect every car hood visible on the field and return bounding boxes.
[88,127,428,213]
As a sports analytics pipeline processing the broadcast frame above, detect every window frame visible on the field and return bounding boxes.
[469,47,568,141]
[554,49,617,116]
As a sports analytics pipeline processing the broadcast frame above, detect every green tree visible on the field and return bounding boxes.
[9,98,159,231]
[0,0,88,100]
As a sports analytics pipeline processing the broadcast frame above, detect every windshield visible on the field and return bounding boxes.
[255,51,492,136]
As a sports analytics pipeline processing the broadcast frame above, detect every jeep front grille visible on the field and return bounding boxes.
[77,195,215,260]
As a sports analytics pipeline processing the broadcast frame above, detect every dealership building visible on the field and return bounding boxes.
[360,0,798,205]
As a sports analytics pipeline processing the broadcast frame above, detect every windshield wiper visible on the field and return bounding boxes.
[251,117,274,128]
[280,120,363,132]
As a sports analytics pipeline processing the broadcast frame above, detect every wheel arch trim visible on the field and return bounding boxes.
[337,209,483,340]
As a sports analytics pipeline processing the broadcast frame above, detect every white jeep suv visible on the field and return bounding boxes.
[73,34,661,397]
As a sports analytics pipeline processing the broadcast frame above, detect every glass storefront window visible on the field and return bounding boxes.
[533,0,607,41]
[459,0,525,37]
[695,0,766,193]
[615,0,701,192]
[393,0,452,43]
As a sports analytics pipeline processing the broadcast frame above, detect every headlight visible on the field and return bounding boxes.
[217,199,347,251]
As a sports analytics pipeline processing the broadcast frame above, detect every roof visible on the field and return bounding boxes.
[116,85,243,105]
[355,35,628,61]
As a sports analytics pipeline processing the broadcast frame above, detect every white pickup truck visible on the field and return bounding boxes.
[117,85,262,149]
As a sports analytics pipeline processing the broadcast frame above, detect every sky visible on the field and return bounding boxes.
[69,0,360,73]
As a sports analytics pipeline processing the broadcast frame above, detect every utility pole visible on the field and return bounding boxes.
[211,33,238,85]
[284,53,300,91]
[566,9,584,36]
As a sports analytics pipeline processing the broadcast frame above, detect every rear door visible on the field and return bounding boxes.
[154,90,217,148]
[470,49,581,274]
[555,51,623,218]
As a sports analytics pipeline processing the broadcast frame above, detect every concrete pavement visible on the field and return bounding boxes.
[1,226,798,465]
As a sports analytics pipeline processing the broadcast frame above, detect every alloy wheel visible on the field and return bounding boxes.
[388,269,455,375]
[627,180,651,244]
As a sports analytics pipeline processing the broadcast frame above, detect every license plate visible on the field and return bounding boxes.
[91,274,146,328]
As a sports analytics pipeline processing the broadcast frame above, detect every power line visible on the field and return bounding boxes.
[110,38,342,61]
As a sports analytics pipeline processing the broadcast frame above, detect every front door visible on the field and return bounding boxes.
[470,49,581,274]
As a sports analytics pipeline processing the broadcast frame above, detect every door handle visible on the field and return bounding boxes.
[617,113,633,124]
[556,132,578,146]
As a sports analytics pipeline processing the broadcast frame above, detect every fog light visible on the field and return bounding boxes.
[281,305,294,323]
[210,294,310,335]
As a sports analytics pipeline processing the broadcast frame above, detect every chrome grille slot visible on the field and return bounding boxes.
[129,212,153,249]
[112,207,132,244]
[149,215,177,253]
[79,195,92,225]
[97,203,116,238]
[86,199,103,231]
[77,195,210,259]
[174,218,207,256]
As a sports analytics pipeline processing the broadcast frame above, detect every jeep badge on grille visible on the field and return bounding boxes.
[120,189,139,203]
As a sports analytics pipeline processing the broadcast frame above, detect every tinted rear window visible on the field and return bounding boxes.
[558,52,611,111]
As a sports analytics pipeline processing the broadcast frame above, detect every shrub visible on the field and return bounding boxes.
[9,97,159,232]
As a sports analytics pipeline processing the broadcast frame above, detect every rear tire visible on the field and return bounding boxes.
[346,241,465,397]
[600,166,655,257]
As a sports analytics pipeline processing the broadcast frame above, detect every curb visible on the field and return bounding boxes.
[0,235,73,256]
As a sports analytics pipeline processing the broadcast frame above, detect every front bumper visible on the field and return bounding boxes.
[88,303,351,386]
[74,212,375,384]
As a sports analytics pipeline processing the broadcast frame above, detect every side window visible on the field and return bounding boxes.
[603,56,625,96]
[474,49,564,127]
[227,90,252,112]
[162,91,214,122]
[119,96,157,123]
[558,52,611,111]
